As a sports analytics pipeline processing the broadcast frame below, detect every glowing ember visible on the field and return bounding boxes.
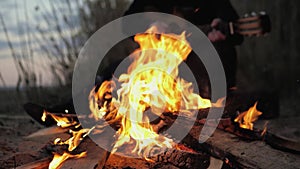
[48,151,87,169]
[89,26,214,158]
[234,102,262,130]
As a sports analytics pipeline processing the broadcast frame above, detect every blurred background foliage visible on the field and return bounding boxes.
[0,0,130,89]
[231,0,300,98]
[0,0,299,114]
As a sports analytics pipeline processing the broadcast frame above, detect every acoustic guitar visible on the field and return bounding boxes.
[198,11,271,37]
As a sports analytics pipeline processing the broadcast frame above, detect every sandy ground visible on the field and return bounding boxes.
[0,116,43,168]
[0,87,72,168]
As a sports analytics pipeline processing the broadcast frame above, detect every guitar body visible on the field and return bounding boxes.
[205,11,271,37]
[231,11,271,36]
[174,7,271,37]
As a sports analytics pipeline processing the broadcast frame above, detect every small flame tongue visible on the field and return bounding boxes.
[234,102,262,130]
[48,152,87,169]
[41,111,90,168]
[90,26,213,158]
[42,111,77,128]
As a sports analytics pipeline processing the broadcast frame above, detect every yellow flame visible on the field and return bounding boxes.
[89,26,214,158]
[212,97,226,108]
[234,102,262,130]
[89,81,116,121]
[48,151,87,169]
[54,127,94,151]
[42,111,77,128]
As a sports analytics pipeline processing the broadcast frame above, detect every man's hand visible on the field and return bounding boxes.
[208,18,226,42]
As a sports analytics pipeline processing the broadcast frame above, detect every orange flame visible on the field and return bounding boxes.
[42,111,90,168]
[48,151,87,169]
[234,102,262,130]
[89,26,214,158]
[54,127,94,151]
[89,81,116,121]
[42,111,77,128]
[212,97,226,108]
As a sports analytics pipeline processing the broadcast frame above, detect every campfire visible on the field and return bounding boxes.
[42,26,220,168]
[20,26,300,169]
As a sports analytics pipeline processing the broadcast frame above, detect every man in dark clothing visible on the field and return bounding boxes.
[123,0,243,97]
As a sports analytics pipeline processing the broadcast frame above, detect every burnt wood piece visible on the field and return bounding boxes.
[48,127,116,169]
[177,121,300,169]
[24,103,56,126]
[15,158,52,169]
[197,118,300,153]
[58,138,109,169]
[17,129,113,169]
[0,115,71,169]
[104,144,210,169]
[96,150,110,169]
[42,137,110,169]
[23,129,210,169]
[104,153,152,169]
[150,145,210,169]
[265,131,300,154]
[23,102,78,127]
[198,118,265,141]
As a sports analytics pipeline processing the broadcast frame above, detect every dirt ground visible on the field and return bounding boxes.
[0,87,72,168]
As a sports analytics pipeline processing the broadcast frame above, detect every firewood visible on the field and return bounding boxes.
[197,118,300,153]
[180,122,300,169]
[24,126,69,139]
[104,144,210,169]
[58,138,110,169]
[207,157,224,169]
[96,150,110,169]
[150,145,210,169]
[104,153,151,169]
[15,158,51,169]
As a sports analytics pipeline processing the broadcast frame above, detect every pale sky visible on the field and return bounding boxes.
[0,0,131,87]
[0,0,83,87]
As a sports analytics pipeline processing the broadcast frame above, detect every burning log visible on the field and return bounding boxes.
[18,128,210,169]
[54,138,108,169]
[22,86,296,169]
[183,123,300,169]
[103,144,210,169]
[197,103,300,153]
[150,145,209,169]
